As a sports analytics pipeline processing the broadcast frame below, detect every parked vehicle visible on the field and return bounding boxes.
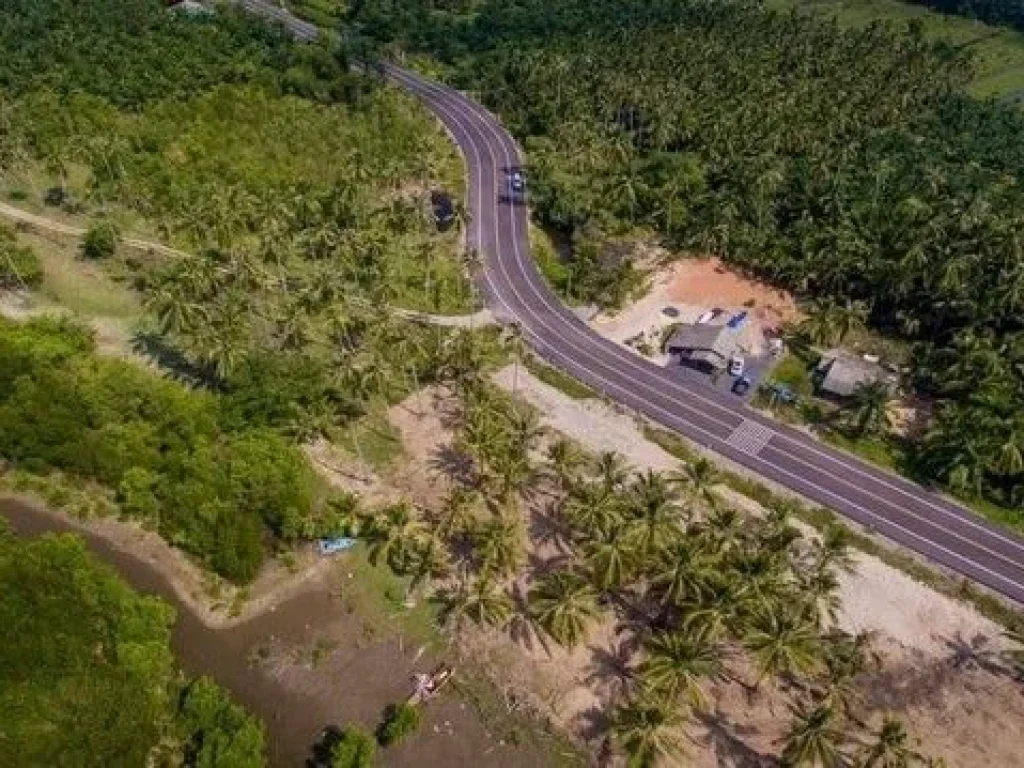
[731,376,752,396]
[728,354,745,376]
[726,311,748,329]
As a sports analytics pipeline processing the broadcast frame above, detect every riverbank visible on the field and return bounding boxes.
[0,496,566,767]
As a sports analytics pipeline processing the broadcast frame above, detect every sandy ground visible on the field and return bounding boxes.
[590,258,800,361]
[484,365,1024,767]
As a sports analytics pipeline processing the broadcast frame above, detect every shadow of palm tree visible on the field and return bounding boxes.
[528,502,574,554]
[941,631,1008,676]
[427,443,475,486]
[583,639,636,704]
[694,708,777,768]
[131,331,219,388]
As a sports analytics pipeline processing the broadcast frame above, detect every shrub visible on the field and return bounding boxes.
[331,725,377,768]
[0,225,43,288]
[376,702,421,747]
[80,220,119,260]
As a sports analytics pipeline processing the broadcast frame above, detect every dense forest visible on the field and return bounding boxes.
[0,521,265,765]
[0,317,326,581]
[910,0,1024,33]
[346,0,1024,514]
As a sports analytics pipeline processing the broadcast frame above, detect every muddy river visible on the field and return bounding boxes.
[2,498,554,767]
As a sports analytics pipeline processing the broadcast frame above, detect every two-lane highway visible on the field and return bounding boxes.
[386,66,1024,605]
[236,0,1024,605]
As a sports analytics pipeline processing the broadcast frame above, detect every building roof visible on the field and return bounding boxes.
[665,323,739,366]
[816,354,887,398]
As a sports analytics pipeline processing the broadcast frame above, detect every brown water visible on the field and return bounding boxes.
[2,499,553,767]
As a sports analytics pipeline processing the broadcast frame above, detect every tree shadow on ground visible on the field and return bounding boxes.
[694,708,777,768]
[131,331,219,389]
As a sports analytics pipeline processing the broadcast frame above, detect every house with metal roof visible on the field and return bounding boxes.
[814,353,891,398]
[665,323,740,372]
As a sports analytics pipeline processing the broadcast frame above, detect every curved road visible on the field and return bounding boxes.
[240,1,1024,605]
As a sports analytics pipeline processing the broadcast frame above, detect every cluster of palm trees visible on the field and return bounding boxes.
[349,361,937,765]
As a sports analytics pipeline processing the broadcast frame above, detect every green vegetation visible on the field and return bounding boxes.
[0,317,325,582]
[0,223,42,288]
[347,0,1024,516]
[523,356,598,400]
[80,220,119,261]
[909,0,1024,36]
[0,0,471,328]
[0,523,265,765]
[376,702,421,746]
[331,725,378,768]
[772,0,1024,98]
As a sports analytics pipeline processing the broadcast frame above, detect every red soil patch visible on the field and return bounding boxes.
[668,257,801,331]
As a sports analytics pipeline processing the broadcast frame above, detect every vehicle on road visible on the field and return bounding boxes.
[731,376,752,396]
[728,353,745,376]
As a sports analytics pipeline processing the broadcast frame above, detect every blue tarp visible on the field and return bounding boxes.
[318,537,357,556]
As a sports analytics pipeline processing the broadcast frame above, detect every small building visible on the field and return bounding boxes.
[814,353,890,399]
[665,324,740,373]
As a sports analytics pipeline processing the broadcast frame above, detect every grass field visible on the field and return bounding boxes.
[12,229,141,321]
[771,0,1024,99]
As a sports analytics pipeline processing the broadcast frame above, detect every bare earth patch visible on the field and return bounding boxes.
[590,257,801,361]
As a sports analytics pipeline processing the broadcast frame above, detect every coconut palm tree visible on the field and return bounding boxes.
[529,570,601,649]
[407,532,453,596]
[744,608,823,685]
[817,631,879,717]
[470,513,525,579]
[365,502,426,573]
[669,457,722,509]
[610,694,689,768]
[584,522,635,592]
[780,703,845,768]
[443,577,514,630]
[855,716,924,768]
[594,450,630,491]
[562,482,624,537]
[546,436,587,491]
[845,381,893,438]
[638,628,723,710]
[648,539,719,607]
[623,470,683,557]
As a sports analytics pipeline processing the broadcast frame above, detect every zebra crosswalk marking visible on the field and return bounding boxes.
[724,419,775,456]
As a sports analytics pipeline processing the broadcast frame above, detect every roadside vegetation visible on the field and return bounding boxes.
[0,520,265,765]
[346,0,1024,521]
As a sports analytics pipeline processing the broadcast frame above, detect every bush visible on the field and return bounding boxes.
[80,220,119,260]
[0,225,43,288]
[376,702,421,747]
[331,726,377,768]
[0,317,320,582]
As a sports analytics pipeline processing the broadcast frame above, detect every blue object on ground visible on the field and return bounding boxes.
[726,311,748,329]
[318,537,357,556]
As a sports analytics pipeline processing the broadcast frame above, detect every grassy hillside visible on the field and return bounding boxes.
[770,0,1024,99]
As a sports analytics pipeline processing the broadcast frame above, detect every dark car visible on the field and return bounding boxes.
[731,376,752,396]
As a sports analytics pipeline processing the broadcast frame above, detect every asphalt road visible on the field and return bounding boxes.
[239,0,1024,605]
